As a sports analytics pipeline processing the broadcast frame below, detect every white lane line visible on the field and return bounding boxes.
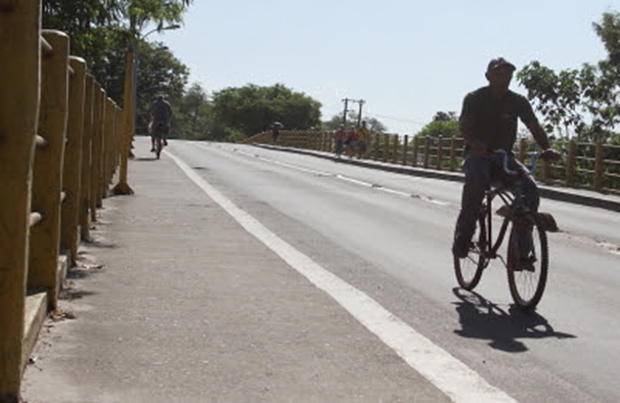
[210,144,452,206]
[165,149,515,403]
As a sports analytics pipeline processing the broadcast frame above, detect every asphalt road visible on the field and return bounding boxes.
[171,140,620,402]
[22,139,620,402]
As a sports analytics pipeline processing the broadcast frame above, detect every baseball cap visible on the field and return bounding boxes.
[486,57,516,73]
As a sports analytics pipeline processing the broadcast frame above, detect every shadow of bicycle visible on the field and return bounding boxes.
[452,287,576,353]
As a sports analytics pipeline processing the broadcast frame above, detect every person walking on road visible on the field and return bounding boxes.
[356,120,371,159]
[333,124,347,159]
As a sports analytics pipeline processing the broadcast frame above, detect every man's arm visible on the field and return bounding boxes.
[459,94,487,155]
[526,121,550,150]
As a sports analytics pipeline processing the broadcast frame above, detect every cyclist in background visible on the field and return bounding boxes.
[452,57,560,262]
[148,95,172,152]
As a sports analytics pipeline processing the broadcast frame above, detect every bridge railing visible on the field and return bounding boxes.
[244,131,620,194]
[1,3,128,399]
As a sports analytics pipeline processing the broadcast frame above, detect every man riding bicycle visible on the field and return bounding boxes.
[148,94,173,152]
[452,57,560,262]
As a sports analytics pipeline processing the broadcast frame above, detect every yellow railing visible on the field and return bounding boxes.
[0,3,130,399]
[245,131,620,193]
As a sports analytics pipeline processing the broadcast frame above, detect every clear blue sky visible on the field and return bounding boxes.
[152,0,617,135]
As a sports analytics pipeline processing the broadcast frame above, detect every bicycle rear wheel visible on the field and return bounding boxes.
[454,207,488,290]
[507,214,548,310]
[155,137,162,159]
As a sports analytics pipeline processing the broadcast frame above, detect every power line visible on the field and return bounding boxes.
[363,111,428,126]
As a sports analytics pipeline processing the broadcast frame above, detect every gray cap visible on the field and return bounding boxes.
[486,57,516,73]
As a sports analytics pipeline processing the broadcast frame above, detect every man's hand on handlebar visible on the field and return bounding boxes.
[541,148,561,162]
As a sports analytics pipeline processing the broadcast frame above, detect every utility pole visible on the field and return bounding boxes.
[341,98,351,127]
[356,99,366,126]
[342,98,365,128]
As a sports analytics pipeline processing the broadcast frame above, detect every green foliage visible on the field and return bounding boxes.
[517,11,620,142]
[415,111,459,139]
[210,84,322,137]
[42,0,193,97]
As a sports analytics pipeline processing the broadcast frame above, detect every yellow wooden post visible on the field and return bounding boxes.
[382,134,389,162]
[566,139,576,186]
[112,50,135,195]
[80,75,94,241]
[423,136,430,169]
[519,138,527,162]
[372,134,379,160]
[412,136,419,167]
[594,141,604,191]
[436,136,443,170]
[392,135,398,164]
[101,98,115,200]
[0,1,40,398]
[90,85,104,219]
[114,105,122,175]
[60,57,86,266]
[450,136,456,171]
[402,135,409,165]
[28,30,70,309]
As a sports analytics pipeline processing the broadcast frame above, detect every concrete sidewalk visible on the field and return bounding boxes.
[21,142,449,402]
[255,144,620,213]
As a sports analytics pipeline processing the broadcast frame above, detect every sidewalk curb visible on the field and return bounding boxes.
[252,144,620,213]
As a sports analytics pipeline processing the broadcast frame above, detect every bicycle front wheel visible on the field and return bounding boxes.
[454,208,488,291]
[507,214,548,310]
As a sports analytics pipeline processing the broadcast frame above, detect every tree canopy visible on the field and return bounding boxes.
[210,84,322,137]
[517,11,620,142]
[415,111,459,139]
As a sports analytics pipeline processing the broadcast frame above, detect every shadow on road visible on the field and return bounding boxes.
[133,156,159,162]
[451,287,576,352]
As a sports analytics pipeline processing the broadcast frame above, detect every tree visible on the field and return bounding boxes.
[210,84,322,137]
[415,111,459,139]
[517,11,620,142]
[42,0,194,98]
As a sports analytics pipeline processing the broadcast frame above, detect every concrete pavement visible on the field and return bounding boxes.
[21,139,450,402]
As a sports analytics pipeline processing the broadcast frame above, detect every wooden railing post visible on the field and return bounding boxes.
[112,50,135,195]
[391,135,397,164]
[382,134,389,162]
[90,85,104,218]
[594,141,604,191]
[60,57,86,266]
[566,139,576,186]
[28,30,70,310]
[0,1,41,398]
[412,136,419,167]
[436,136,443,170]
[79,75,94,241]
[402,135,409,165]
[450,136,457,171]
[423,136,430,169]
[372,134,379,160]
[518,138,527,162]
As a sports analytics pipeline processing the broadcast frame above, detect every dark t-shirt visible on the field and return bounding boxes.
[459,87,537,152]
[149,99,172,124]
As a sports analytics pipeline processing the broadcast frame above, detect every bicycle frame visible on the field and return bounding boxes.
[481,180,528,262]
